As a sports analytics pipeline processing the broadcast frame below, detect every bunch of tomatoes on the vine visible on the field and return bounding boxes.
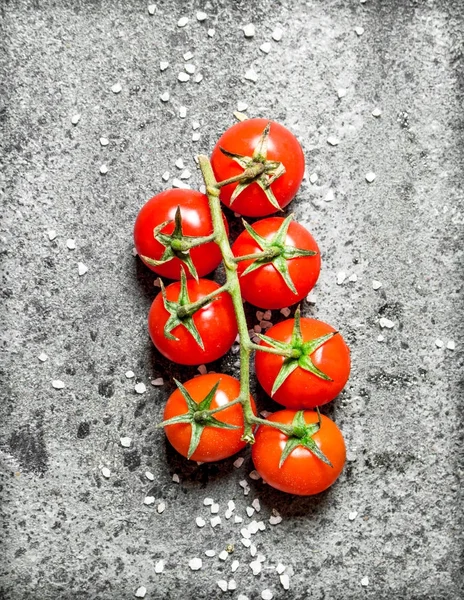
[133,118,351,496]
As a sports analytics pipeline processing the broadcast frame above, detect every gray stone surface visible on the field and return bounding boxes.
[1,0,463,598]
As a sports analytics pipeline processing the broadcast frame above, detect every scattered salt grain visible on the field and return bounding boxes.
[179,106,187,119]
[250,561,262,575]
[192,132,201,142]
[207,28,215,37]
[225,510,233,519]
[248,521,259,535]
[71,114,81,125]
[337,271,346,285]
[157,502,166,513]
[100,164,108,175]
[379,317,395,329]
[120,437,131,447]
[52,380,65,390]
[183,51,194,61]
[446,340,456,350]
[145,471,154,481]
[135,586,146,598]
[148,4,156,15]
[151,377,164,386]
[280,307,291,317]
[260,410,271,418]
[249,470,261,480]
[337,88,347,98]
[372,280,382,290]
[205,549,216,557]
[125,370,135,378]
[135,382,146,394]
[228,580,237,591]
[197,11,207,21]
[276,563,286,574]
[198,364,207,375]
[219,550,229,561]
[257,521,266,531]
[180,169,191,180]
[234,515,243,524]
[211,503,219,514]
[365,171,376,183]
[196,516,206,527]
[325,188,335,202]
[177,17,189,27]
[241,528,251,539]
[194,73,204,83]
[154,560,164,573]
[160,92,170,102]
[355,26,365,36]
[231,560,239,572]
[435,339,443,348]
[237,101,248,112]
[204,498,214,506]
[238,596,250,600]
[260,42,271,53]
[261,590,273,600]
[172,178,190,189]
[250,545,257,557]
[243,24,256,38]
[348,273,358,282]
[361,576,369,587]
[100,137,109,146]
[38,353,48,362]
[185,64,196,75]
[144,496,155,505]
[327,136,340,146]
[269,513,282,525]
[349,511,358,520]
[211,516,221,527]
[217,580,228,592]
[48,230,57,240]
[280,574,290,590]
[246,507,255,517]
[189,558,202,571]
[377,334,385,342]
[372,107,382,117]
[309,173,318,183]
[111,83,122,94]
[245,69,258,82]
[191,121,201,131]
[272,27,283,41]
[241,538,251,548]
[178,72,190,82]
[101,467,111,478]
[172,473,180,483]
[251,499,261,512]
[160,61,169,71]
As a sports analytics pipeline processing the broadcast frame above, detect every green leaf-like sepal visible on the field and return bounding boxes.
[279,410,333,468]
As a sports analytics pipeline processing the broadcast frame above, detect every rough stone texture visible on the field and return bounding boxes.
[1,0,463,599]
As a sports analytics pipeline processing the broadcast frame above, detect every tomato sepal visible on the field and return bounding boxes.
[279,410,333,468]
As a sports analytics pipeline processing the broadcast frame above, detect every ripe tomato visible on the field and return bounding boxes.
[163,374,256,462]
[232,216,321,309]
[255,317,350,408]
[251,410,346,495]
[133,189,228,279]
[148,278,237,365]
[211,119,305,217]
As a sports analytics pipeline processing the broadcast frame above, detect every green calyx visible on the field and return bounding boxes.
[158,379,239,459]
[279,409,332,468]
[218,122,286,210]
[141,205,216,281]
[257,306,336,396]
[238,214,317,295]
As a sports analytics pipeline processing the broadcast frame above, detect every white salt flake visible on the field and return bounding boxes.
[435,339,444,348]
[224,510,233,519]
[145,471,154,481]
[210,503,219,514]
[203,497,214,506]
[280,307,291,317]
[162,171,170,181]
[197,11,207,21]
[184,64,196,75]
[217,580,228,592]
[178,72,190,82]
[361,576,369,587]
[71,114,81,125]
[241,528,251,539]
[241,538,251,548]
[120,437,132,448]
[246,507,255,517]
[194,73,204,83]
[205,549,216,557]
[231,560,239,572]
[234,515,243,524]
[154,560,164,573]
[348,273,358,282]
[160,92,170,102]
[260,42,271,53]
[207,28,215,37]
[280,574,290,590]
[48,230,57,241]
[228,580,237,591]
[192,132,201,142]
[372,107,382,117]
[219,550,229,561]
[272,27,283,41]
[211,516,221,527]
[446,340,455,350]
[269,514,282,525]
[307,292,317,303]
[243,24,256,37]
[325,188,335,202]
[327,136,340,146]
[151,377,164,386]
[196,516,206,527]
[100,164,108,175]
[372,280,382,290]
[177,17,189,27]
[189,558,202,571]
[135,382,146,394]
[337,88,347,98]
[257,521,266,531]
[251,498,261,512]
[377,334,385,342]
[175,158,185,170]
[157,502,166,513]
[276,563,286,574]
[227,500,235,512]
[237,101,248,111]
[147,4,156,15]
[52,380,65,390]
[365,171,376,183]
[172,178,190,189]
[238,596,250,600]
[100,137,109,146]
[349,511,358,520]
[250,545,257,557]
[135,586,147,598]
[261,591,273,600]
[379,317,395,329]
[250,561,262,575]
[38,353,48,362]
[160,61,169,71]
[337,271,346,285]
[101,467,111,478]
[248,521,259,535]
[309,173,318,183]
[192,121,200,130]
[172,473,180,483]
[183,51,194,61]
[245,69,258,82]
[180,169,191,180]
[125,370,135,379]
[144,496,155,505]
[111,83,122,94]
[355,26,365,36]
[179,106,187,118]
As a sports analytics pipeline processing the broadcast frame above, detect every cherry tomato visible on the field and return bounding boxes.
[133,189,228,279]
[163,374,256,462]
[251,410,346,495]
[232,217,321,309]
[255,317,350,408]
[149,278,237,365]
[211,119,305,217]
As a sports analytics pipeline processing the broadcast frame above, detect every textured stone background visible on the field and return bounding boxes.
[1,0,463,599]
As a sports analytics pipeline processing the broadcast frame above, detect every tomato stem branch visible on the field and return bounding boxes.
[233,248,281,263]
[176,282,231,319]
[215,163,266,188]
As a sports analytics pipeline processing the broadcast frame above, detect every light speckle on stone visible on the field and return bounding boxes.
[272,27,283,41]
[260,42,271,53]
[71,113,81,125]
[446,340,456,350]
[160,92,170,102]
[134,382,146,394]
[135,586,147,598]
[120,437,132,448]
[38,353,48,362]
[143,496,155,505]
[365,171,376,183]
[245,69,258,82]
[101,467,111,478]
[177,17,189,27]
[379,317,395,329]
[372,280,382,290]
[243,24,256,37]
[111,83,122,94]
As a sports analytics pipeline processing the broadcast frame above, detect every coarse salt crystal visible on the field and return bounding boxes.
[446,340,456,350]
[257,521,266,531]
[210,503,219,514]
[309,173,318,183]
[172,178,190,189]
[99,137,109,147]
[237,101,248,112]
[101,467,111,478]
[189,558,202,571]
[52,380,65,389]
[145,471,154,480]
[38,353,48,362]
[249,470,260,480]
[238,596,250,600]
[179,106,187,119]
[154,560,164,573]
[372,280,382,290]
[225,509,233,519]
[241,528,251,539]
[227,500,235,511]
[231,560,239,572]
[261,590,273,600]
[192,132,201,142]
[263,310,272,320]
[337,88,347,98]
[135,586,146,598]
[280,307,291,317]
[120,437,131,447]
[280,574,290,590]
[361,576,369,587]
[217,580,228,592]
[180,169,191,180]
[337,271,346,285]
[250,545,257,557]
[125,371,135,379]
[172,473,180,483]
[66,238,76,250]
[327,136,340,146]
[177,17,189,27]
[348,273,358,282]
[111,83,122,94]
[48,230,57,240]
[198,364,207,374]
[135,382,146,394]
[245,69,258,82]
[183,51,194,61]
[197,11,207,21]
[185,64,196,75]
[207,28,215,37]
[71,114,81,125]
[211,516,221,527]
[250,560,262,575]
[205,549,216,557]
[100,164,108,175]
[377,334,385,342]
[241,538,251,548]
[349,511,358,520]
[219,550,229,561]
[234,515,243,524]
[372,107,382,117]
[204,498,214,506]
[160,92,170,102]
[269,514,282,525]
[148,4,156,15]
[243,24,256,37]
[365,171,376,183]
[160,61,169,71]
[157,502,166,513]
[246,507,255,517]
[276,563,286,574]
[379,317,394,329]
[325,189,335,202]
[192,121,201,130]
[228,580,237,591]
[355,26,365,36]
[144,496,155,505]
[272,27,283,41]
[251,499,261,512]
[260,42,271,53]
[178,72,190,82]
[248,521,259,534]
[435,339,443,348]
[196,516,206,527]
[151,377,164,386]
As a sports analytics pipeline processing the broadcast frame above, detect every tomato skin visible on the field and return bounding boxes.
[232,217,321,309]
[255,318,350,408]
[163,374,256,462]
[148,279,237,365]
[133,189,228,279]
[251,410,346,495]
[211,119,305,217]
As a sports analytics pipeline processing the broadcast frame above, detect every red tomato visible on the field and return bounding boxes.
[232,217,321,309]
[251,410,346,495]
[211,119,305,217]
[133,189,228,279]
[255,318,350,408]
[163,374,256,462]
[149,278,237,365]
